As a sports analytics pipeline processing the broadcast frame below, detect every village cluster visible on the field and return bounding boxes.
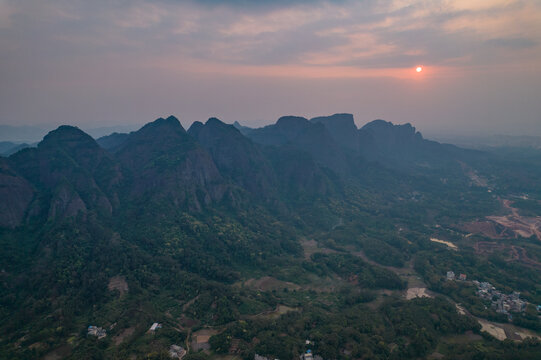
[255,341,322,360]
[87,322,165,339]
[256,350,322,360]
[474,281,526,316]
[87,326,107,339]
[446,271,528,317]
[87,321,185,359]
[169,344,186,359]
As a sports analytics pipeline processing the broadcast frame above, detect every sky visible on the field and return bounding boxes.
[1,0,541,137]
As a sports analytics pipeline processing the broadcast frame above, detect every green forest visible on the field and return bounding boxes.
[1,118,541,359]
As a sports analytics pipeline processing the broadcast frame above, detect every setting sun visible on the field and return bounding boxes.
[416,66,423,73]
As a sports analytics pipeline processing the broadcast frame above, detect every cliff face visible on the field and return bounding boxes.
[0,158,35,228]
[0,113,475,228]
[188,118,277,198]
[247,116,350,175]
[8,125,120,221]
[310,113,359,152]
[357,119,473,165]
[114,116,229,210]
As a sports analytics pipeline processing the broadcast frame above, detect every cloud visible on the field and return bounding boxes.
[0,0,17,28]
[112,3,169,29]
[485,37,537,49]
[4,0,538,70]
[1,0,541,135]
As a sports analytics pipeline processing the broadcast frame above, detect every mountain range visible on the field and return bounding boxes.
[3,113,539,360]
[1,114,475,229]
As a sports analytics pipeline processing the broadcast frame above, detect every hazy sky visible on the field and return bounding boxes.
[1,0,540,136]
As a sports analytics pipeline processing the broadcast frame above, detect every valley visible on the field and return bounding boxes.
[1,114,540,359]
[3,0,541,358]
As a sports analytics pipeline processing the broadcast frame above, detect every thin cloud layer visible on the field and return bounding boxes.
[4,0,539,69]
[1,0,540,135]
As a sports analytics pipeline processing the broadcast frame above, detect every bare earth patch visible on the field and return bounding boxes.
[191,329,219,351]
[456,304,540,343]
[441,331,483,345]
[301,239,339,260]
[462,221,512,239]
[459,161,489,187]
[113,327,135,345]
[463,199,541,241]
[239,276,301,292]
[430,238,458,250]
[487,214,541,240]
[28,342,47,351]
[108,275,129,296]
[455,304,466,315]
[43,345,71,360]
[513,329,541,341]
[478,319,507,340]
[474,241,541,270]
[405,287,433,300]
[248,305,299,320]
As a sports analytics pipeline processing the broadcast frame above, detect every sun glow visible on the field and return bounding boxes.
[416,66,423,72]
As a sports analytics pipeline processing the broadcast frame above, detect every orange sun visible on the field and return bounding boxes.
[416,66,423,73]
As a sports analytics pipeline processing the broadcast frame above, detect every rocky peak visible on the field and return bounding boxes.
[116,116,227,209]
[188,117,276,197]
[132,115,186,138]
[39,125,99,151]
[361,120,421,140]
[205,117,225,126]
[311,113,356,129]
[275,116,311,135]
[310,113,358,151]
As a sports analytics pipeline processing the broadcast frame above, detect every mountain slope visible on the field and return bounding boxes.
[96,132,129,151]
[8,126,120,220]
[114,116,230,210]
[188,117,277,198]
[357,119,475,166]
[1,113,536,360]
[0,157,35,228]
[310,113,359,152]
[248,116,351,175]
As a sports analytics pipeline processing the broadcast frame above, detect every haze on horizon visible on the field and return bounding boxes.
[1,0,541,137]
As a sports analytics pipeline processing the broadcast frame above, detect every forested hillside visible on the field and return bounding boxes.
[1,114,540,359]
